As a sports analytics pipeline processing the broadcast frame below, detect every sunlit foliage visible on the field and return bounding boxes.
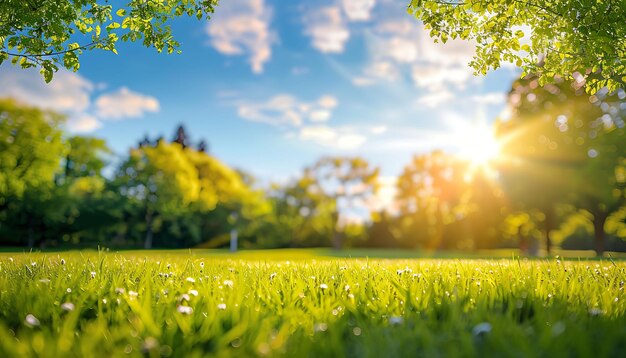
[0,0,219,82]
[408,0,626,93]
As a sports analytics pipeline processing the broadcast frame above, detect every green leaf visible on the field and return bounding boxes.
[40,66,53,83]
[116,9,126,17]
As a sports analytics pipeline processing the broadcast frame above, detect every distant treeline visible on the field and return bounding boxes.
[0,74,625,255]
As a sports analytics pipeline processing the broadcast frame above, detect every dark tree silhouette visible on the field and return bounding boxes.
[173,125,189,149]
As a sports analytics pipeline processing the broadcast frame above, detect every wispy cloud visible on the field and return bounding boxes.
[470,93,506,105]
[298,125,367,150]
[0,66,160,133]
[95,87,159,120]
[0,66,92,113]
[235,94,338,127]
[341,0,376,22]
[67,114,102,133]
[207,0,274,73]
[303,6,350,53]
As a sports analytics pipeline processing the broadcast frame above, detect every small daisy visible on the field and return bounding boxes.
[177,306,193,315]
[61,302,75,312]
[217,303,227,310]
[186,277,196,283]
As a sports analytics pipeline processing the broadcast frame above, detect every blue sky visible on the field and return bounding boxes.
[0,0,518,189]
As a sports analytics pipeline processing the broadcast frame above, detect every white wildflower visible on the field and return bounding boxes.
[223,280,234,288]
[217,303,227,310]
[177,306,193,315]
[61,302,75,312]
[188,289,198,297]
[319,284,328,290]
[186,277,196,283]
[25,314,40,327]
[129,291,138,297]
[90,271,97,279]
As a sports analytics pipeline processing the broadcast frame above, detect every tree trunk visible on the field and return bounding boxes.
[518,226,528,255]
[27,226,35,248]
[331,210,342,250]
[593,213,608,257]
[27,216,36,248]
[544,210,553,256]
[144,209,154,249]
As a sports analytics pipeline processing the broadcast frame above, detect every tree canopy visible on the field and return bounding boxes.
[408,0,626,93]
[0,0,218,82]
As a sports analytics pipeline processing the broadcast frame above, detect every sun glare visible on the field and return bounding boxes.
[449,119,502,170]
[461,127,501,165]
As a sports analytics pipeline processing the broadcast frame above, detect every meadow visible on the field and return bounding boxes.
[0,250,625,357]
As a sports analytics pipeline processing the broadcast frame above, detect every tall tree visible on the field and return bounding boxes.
[63,136,111,180]
[1,0,219,82]
[0,99,67,247]
[115,141,200,249]
[497,75,626,255]
[408,0,626,93]
[308,157,379,249]
[395,151,468,249]
[172,125,189,149]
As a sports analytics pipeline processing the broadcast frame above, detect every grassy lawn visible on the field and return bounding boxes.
[0,250,625,357]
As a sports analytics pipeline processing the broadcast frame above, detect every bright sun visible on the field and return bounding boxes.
[451,120,502,167]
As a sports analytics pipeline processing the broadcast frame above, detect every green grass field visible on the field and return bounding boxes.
[1,250,625,357]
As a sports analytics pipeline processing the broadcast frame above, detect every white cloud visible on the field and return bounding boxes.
[300,126,337,142]
[470,93,506,105]
[95,87,159,120]
[303,6,350,53]
[0,65,161,134]
[355,11,478,93]
[342,0,376,22]
[207,0,274,73]
[298,125,366,150]
[236,94,339,127]
[370,125,387,134]
[0,66,93,113]
[318,95,338,109]
[416,88,454,108]
[411,64,473,91]
[309,110,332,122]
[67,114,102,133]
